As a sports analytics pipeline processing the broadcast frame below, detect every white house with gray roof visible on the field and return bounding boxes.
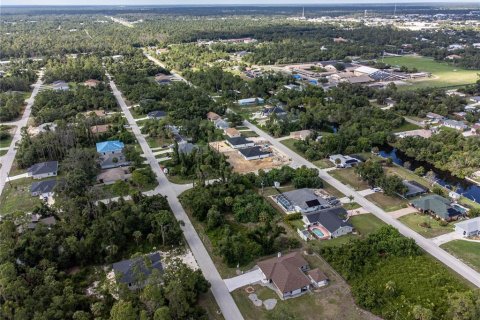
[27,161,58,179]
[455,217,480,238]
[302,207,353,238]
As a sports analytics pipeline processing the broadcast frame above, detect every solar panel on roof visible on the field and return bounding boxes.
[305,199,321,207]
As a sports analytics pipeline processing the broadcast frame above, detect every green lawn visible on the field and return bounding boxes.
[329,168,370,191]
[350,213,385,236]
[146,136,172,149]
[0,178,42,215]
[313,159,334,169]
[0,136,13,149]
[383,55,480,89]
[392,122,420,133]
[365,192,408,212]
[0,150,8,157]
[441,240,480,273]
[240,131,259,138]
[398,213,454,238]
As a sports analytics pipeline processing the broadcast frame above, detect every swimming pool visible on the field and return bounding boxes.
[312,228,324,238]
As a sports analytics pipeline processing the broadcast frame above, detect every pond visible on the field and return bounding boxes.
[379,146,480,204]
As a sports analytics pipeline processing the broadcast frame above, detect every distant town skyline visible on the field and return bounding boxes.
[3,0,480,6]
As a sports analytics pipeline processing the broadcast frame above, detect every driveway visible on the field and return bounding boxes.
[432,232,462,246]
[224,267,265,292]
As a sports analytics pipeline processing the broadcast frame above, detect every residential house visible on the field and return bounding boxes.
[262,106,287,118]
[238,146,271,160]
[284,84,302,91]
[214,119,230,130]
[96,167,131,185]
[426,112,445,121]
[275,188,338,214]
[455,217,480,238]
[307,269,329,288]
[302,207,353,238]
[257,252,311,299]
[207,112,220,121]
[17,214,56,233]
[147,110,166,120]
[96,140,128,169]
[237,97,264,106]
[112,252,163,290]
[226,136,255,149]
[52,80,69,91]
[225,128,241,138]
[155,73,172,85]
[442,119,468,131]
[290,130,312,141]
[328,154,361,168]
[30,179,57,199]
[84,79,101,88]
[27,161,58,179]
[410,194,464,221]
[402,180,428,198]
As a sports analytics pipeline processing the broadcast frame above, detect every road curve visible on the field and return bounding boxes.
[0,71,44,198]
[107,72,244,320]
[243,120,480,288]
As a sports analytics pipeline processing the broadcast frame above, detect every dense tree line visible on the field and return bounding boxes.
[0,61,39,92]
[32,84,117,124]
[354,160,407,196]
[180,173,302,266]
[44,56,105,83]
[321,226,478,320]
[0,92,25,121]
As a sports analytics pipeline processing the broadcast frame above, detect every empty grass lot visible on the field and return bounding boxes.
[350,213,386,236]
[383,55,480,89]
[441,240,480,273]
[365,192,408,212]
[280,138,334,170]
[0,136,13,149]
[0,178,41,215]
[398,213,454,238]
[329,168,369,191]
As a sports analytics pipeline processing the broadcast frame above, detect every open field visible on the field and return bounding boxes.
[232,253,379,320]
[146,136,172,149]
[210,140,290,173]
[0,178,41,215]
[0,136,13,149]
[280,138,334,170]
[441,240,480,273]
[383,55,480,89]
[398,213,454,238]
[329,168,370,190]
[391,122,420,133]
[365,192,408,212]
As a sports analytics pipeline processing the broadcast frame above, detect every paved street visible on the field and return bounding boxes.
[243,120,480,288]
[107,72,244,320]
[0,71,44,197]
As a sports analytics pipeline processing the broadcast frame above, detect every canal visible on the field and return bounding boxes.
[379,147,480,204]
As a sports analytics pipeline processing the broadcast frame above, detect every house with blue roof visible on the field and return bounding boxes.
[96,140,128,169]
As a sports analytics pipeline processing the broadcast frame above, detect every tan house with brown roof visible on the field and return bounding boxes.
[96,167,131,185]
[257,252,311,299]
[225,128,241,138]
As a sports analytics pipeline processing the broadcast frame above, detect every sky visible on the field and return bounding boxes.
[3,0,479,6]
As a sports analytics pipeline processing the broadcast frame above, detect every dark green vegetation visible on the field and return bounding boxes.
[44,56,105,83]
[355,160,407,196]
[0,194,211,320]
[180,167,321,267]
[0,92,25,121]
[320,226,479,320]
[0,60,40,92]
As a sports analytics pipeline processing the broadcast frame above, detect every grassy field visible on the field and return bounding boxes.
[365,192,408,212]
[329,168,370,191]
[0,136,13,149]
[240,131,259,138]
[146,136,172,149]
[350,213,386,236]
[383,55,480,89]
[392,122,420,133]
[0,150,8,157]
[398,213,454,238]
[0,178,41,215]
[441,240,480,273]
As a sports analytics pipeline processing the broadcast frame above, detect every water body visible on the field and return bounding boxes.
[379,147,480,204]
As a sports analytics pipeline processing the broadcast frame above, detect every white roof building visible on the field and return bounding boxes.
[455,217,480,238]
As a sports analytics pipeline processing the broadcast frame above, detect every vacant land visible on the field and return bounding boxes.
[350,213,385,236]
[383,55,480,89]
[0,136,13,148]
[232,253,379,320]
[398,213,454,238]
[0,178,41,215]
[280,138,334,170]
[146,136,172,149]
[391,122,420,133]
[329,168,369,190]
[240,131,259,138]
[441,240,480,273]
[365,192,408,212]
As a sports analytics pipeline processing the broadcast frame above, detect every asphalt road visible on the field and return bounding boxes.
[243,120,480,288]
[0,71,44,198]
[107,72,244,320]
